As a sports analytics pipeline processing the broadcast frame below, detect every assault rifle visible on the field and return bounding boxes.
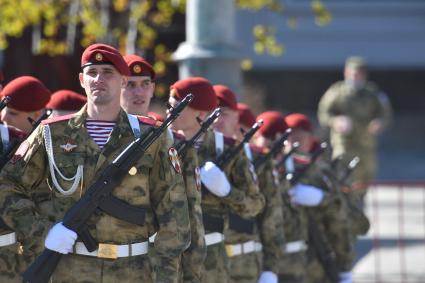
[0,109,52,170]
[23,94,193,283]
[253,128,292,170]
[175,108,221,158]
[0,96,11,111]
[286,142,340,283]
[214,119,263,170]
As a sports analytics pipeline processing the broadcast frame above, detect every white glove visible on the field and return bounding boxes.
[200,161,231,197]
[289,183,324,206]
[257,271,278,283]
[339,271,352,283]
[45,222,77,254]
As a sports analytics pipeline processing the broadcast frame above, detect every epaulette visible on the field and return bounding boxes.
[172,130,186,141]
[9,127,26,140]
[223,135,236,146]
[250,144,267,154]
[41,113,76,125]
[137,115,162,127]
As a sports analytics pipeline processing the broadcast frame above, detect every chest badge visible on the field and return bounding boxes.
[60,141,77,153]
[168,147,182,174]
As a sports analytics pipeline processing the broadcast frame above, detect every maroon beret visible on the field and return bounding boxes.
[237,103,256,128]
[81,43,130,76]
[170,77,217,111]
[47,90,87,111]
[213,85,238,111]
[1,76,51,112]
[285,113,313,132]
[256,111,288,140]
[123,54,155,80]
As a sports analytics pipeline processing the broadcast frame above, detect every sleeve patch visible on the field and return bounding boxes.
[10,141,30,164]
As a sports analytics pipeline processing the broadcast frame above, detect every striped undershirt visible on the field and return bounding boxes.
[86,119,116,149]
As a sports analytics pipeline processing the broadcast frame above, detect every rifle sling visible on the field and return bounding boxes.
[98,195,146,226]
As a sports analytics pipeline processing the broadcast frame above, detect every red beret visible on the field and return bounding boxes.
[285,113,313,132]
[256,111,288,140]
[237,103,256,128]
[0,70,4,82]
[123,54,155,80]
[170,77,217,111]
[1,76,51,112]
[148,111,164,122]
[47,90,87,111]
[213,85,238,111]
[81,43,130,76]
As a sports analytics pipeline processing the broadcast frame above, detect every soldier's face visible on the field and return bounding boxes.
[1,107,38,134]
[213,107,239,137]
[287,128,313,153]
[167,96,202,133]
[121,76,155,116]
[344,67,367,87]
[252,133,271,148]
[79,64,127,107]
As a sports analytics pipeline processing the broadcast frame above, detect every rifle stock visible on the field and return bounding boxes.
[23,95,193,283]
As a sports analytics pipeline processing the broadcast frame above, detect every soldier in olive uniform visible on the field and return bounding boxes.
[0,43,191,283]
[121,54,206,283]
[249,111,288,283]
[285,113,354,283]
[168,78,265,283]
[47,89,87,117]
[211,85,265,283]
[0,76,51,134]
[318,56,392,204]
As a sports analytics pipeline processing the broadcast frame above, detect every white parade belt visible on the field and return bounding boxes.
[73,241,149,259]
[285,240,307,254]
[0,232,16,247]
[204,232,224,246]
[225,240,262,257]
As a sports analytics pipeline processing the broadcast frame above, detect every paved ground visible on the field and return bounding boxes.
[352,184,425,283]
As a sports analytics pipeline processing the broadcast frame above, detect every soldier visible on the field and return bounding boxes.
[47,89,87,117]
[211,85,265,283]
[318,56,392,205]
[249,111,287,283]
[285,113,353,283]
[120,54,206,282]
[168,79,265,283]
[0,43,190,282]
[0,76,51,134]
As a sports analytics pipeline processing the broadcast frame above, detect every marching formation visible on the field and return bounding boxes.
[0,44,391,283]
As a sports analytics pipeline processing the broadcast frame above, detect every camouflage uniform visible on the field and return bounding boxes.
[290,152,353,283]
[0,124,26,282]
[173,133,206,283]
[318,81,392,202]
[197,130,265,283]
[252,148,285,277]
[0,106,190,283]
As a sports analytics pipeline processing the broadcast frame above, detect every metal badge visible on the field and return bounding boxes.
[97,243,118,259]
[128,166,138,176]
[60,141,77,153]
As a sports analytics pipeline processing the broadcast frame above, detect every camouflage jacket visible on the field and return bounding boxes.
[318,81,392,156]
[173,132,206,283]
[0,106,190,282]
[197,130,265,243]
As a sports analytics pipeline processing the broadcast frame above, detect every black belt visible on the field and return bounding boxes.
[228,213,255,234]
[203,213,224,233]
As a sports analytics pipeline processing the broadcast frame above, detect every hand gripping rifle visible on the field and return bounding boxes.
[0,96,11,112]
[286,142,340,283]
[0,109,52,170]
[23,94,193,283]
[214,120,263,170]
[253,128,292,170]
[175,108,221,158]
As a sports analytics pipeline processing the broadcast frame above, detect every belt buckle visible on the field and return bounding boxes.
[225,245,234,257]
[97,243,118,259]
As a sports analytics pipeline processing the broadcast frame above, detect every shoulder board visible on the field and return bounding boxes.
[137,115,162,127]
[250,144,266,154]
[9,127,26,140]
[223,135,236,146]
[41,113,76,125]
[172,130,186,141]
